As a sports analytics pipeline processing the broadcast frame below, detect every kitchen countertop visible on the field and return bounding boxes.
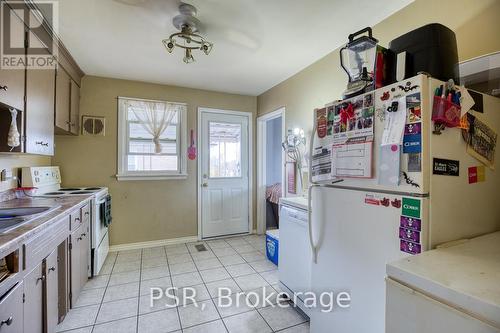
[279,196,308,211]
[387,231,500,328]
[0,195,92,258]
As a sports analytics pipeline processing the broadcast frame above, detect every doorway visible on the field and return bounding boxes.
[256,108,285,234]
[198,108,253,239]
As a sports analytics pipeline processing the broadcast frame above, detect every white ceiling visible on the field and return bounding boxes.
[57,0,412,96]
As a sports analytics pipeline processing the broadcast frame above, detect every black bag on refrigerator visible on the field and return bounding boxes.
[388,23,459,84]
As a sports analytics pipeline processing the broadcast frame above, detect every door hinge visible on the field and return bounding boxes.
[22,292,25,303]
[69,242,73,251]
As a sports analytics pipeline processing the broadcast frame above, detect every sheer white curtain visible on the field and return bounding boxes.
[126,100,184,154]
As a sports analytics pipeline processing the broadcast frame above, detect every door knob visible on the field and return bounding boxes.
[202,183,208,187]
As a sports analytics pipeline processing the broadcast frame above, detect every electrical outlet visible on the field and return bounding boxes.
[1,169,14,182]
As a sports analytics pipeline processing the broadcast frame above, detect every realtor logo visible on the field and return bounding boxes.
[1,1,58,69]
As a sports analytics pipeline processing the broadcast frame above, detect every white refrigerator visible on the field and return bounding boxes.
[307,74,500,333]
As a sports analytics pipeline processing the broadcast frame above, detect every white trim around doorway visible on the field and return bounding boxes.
[256,107,285,235]
[197,107,254,240]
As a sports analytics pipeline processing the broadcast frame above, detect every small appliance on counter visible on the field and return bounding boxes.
[340,27,390,99]
[21,166,110,277]
[388,23,459,84]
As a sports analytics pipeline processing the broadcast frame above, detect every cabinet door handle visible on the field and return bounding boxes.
[75,217,80,222]
[36,275,46,284]
[0,85,7,91]
[0,316,13,326]
[35,141,49,147]
[84,212,89,216]
[48,266,56,273]
[77,237,82,241]
[81,233,86,237]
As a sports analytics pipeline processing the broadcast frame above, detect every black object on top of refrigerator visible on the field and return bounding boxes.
[388,23,459,84]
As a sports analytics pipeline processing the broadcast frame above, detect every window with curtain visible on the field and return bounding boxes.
[117,97,187,180]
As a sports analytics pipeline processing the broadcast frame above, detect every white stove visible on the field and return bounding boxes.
[42,187,107,197]
[21,166,110,277]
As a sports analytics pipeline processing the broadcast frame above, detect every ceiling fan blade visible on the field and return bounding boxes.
[113,0,180,11]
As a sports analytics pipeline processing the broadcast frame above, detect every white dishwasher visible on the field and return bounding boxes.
[279,197,311,316]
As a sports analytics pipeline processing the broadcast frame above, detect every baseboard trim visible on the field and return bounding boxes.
[109,236,199,252]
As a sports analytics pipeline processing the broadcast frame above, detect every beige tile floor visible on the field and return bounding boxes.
[56,234,310,333]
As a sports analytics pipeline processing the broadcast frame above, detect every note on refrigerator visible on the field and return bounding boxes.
[331,142,372,178]
[378,144,401,186]
[311,143,333,183]
[381,97,407,146]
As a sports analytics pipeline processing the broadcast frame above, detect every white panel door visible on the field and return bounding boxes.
[309,186,428,333]
[201,110,249,238]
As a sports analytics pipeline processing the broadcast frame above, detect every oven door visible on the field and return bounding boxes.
[91,194,109,276]
[93,196,108,249]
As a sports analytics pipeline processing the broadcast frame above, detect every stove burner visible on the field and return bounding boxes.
[60,188,81,191]
[45,192,65,195]
[70,191,93,194]
[84,187,102,191]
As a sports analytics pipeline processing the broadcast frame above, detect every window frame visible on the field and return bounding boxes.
[116,96,188,181]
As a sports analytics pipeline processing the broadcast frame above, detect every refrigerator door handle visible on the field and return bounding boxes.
[308,184,320,263]
[308,114,320,264]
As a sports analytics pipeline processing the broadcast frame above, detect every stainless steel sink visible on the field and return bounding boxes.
[0,207,53,218]
[0,206,60,233]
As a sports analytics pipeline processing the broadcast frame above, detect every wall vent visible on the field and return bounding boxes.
[82,116,105,136]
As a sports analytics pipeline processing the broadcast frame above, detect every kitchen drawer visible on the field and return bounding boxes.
[0,281,23,333]
[70,209,82,231]
[24,217,69,271]
[81,203,91,223]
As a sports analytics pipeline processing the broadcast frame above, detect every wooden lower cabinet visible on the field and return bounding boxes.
[79,219,90,288]
[70,224,82,306]
[0,203,91,332]
[44,249,58,333]
[0,281,24,333]
[23,263,43,333]
[70,219,89,306]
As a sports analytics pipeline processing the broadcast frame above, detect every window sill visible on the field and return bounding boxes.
[116,173,188,181]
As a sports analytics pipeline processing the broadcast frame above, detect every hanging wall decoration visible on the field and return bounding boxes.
[188,129,197,160]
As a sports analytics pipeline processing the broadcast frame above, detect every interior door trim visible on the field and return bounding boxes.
[197,107,253,240]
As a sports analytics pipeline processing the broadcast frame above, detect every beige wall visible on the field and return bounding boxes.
[257,0,500,135]
[53,76,257,246]
[0,155,51,191]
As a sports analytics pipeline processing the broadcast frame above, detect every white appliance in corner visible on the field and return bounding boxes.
[279,196,311,316]
[22,166,110,277]
[307,75,500,333]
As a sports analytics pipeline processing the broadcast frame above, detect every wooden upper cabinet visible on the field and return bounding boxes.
[55,65,81,135]
[55,66,71,133]
[0,7,26,112]
[25,46,55,156]
[70,79,80,135]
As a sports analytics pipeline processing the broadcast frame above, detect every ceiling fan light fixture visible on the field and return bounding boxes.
[163,3,212,64]
[163,38,175,53]
[201,41,213,55]
[183,48,195,64]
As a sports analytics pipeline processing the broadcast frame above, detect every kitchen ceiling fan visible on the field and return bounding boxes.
[112,0,260,58]
[162,2,213,64]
